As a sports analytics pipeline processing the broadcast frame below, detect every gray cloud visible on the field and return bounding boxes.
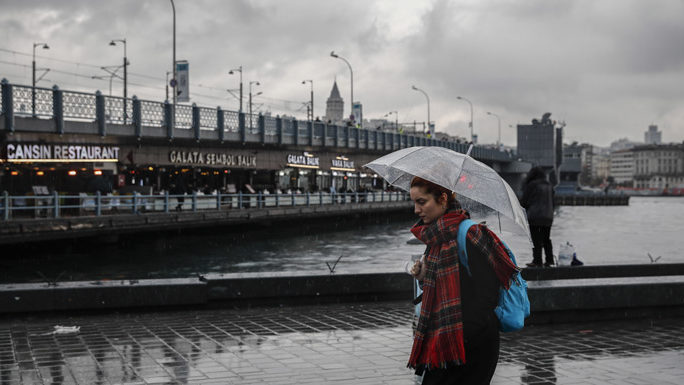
[1,0,683,146]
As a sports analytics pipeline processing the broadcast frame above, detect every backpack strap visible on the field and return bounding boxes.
[457,219,478,277]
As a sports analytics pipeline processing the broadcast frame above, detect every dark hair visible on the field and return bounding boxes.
[410,177,460,210]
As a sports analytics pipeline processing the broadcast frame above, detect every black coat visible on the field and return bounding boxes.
[521,178,554,226]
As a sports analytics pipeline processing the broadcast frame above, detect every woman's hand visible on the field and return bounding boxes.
[410,258,427,281]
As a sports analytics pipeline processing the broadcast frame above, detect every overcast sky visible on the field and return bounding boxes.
[1,0,683,147]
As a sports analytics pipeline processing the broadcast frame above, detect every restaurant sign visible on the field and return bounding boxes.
[331,157,355,172]
[169,150,257,167]
[4,143,120,162]
[286,152,320,169]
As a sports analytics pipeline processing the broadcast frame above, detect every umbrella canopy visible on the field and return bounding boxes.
[364,146,530,240]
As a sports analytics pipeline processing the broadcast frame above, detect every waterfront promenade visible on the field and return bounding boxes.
[1,301,682,384]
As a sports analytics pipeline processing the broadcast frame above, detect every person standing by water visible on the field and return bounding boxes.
[407,177,518,384]
[170,175,187,211]
[520,167,555,267]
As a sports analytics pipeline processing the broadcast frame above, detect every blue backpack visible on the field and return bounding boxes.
[457,219,531,332]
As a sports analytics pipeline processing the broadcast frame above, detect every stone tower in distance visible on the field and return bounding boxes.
[325,81,344,124]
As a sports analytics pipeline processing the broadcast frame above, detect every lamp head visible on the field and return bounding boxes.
[330,51,338,58]
[411,85,417,90]
[42,43,50,49]
[109,40,116,46]
[256,81,260,86]
[228,70,234,75]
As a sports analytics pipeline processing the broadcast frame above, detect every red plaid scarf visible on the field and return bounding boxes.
[407,210,518,370]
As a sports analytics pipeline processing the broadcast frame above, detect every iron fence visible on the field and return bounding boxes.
[104,95,132,125]
[62,90,97,122]
[282,118,296,136]
[264,115,277,135]
[140,99,165,127]
[223,110,240,132]
[0,80,517,162]
[0,190,409,220]
[247,113,259,134]
[174,104,193,129]
[198,106,217,129]
[13,85,54,118]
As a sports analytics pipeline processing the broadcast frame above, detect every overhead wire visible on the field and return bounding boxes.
[0,46,313,117]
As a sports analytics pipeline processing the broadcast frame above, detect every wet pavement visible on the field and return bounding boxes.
[0,301,682,384]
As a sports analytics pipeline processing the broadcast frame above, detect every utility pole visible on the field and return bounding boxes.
[302,80,313,121]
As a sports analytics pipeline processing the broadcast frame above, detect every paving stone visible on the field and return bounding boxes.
[0,301,683,384]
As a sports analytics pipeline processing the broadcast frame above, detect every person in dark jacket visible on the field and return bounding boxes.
[170,175,187,211]
[520,167,555,267]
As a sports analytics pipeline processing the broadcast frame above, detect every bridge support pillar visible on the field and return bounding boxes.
[276,116,283,145]
[1,79,14,133]
[52,85,63,135]
[132,96,142,139]
[239,112,246,143]
[293,119,299,146]
[192,103,200,142]
[217,106,224,142]
[164,100,173,140]
[95,91,106,136]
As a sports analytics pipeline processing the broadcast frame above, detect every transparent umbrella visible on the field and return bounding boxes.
[364,146,531,242]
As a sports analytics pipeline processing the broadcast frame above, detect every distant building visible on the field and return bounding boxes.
[609,149,635,185]
[558,142,582,192]
[594,153,610,181]
[516,113,562,168]
[644,124,662,145]
[324,81,344,124]
[610,137,641,152]
[632,144,684,189]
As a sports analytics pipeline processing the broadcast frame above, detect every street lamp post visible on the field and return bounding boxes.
[457,96,474,142]
[32,42,49,117]
[228,66,243,113]
[170,0,176,131]
[302,80,313,121]
[486,111,501,147]
[411,86,430,135]
[109,38,127,121]
[330,51,353,120]
[385,111,398,132]
[249,81,260,130]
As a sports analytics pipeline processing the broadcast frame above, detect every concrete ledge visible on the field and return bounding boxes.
[204,271,412,304]
[0,278,207,313]
[528,275,684,311]
[2,269,684,322]
[522,263,684,281]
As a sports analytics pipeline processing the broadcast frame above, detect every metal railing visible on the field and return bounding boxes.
[0,190,409,221]
[0,79,517,162]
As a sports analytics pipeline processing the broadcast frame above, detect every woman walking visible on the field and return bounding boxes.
[407,177,518,384]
